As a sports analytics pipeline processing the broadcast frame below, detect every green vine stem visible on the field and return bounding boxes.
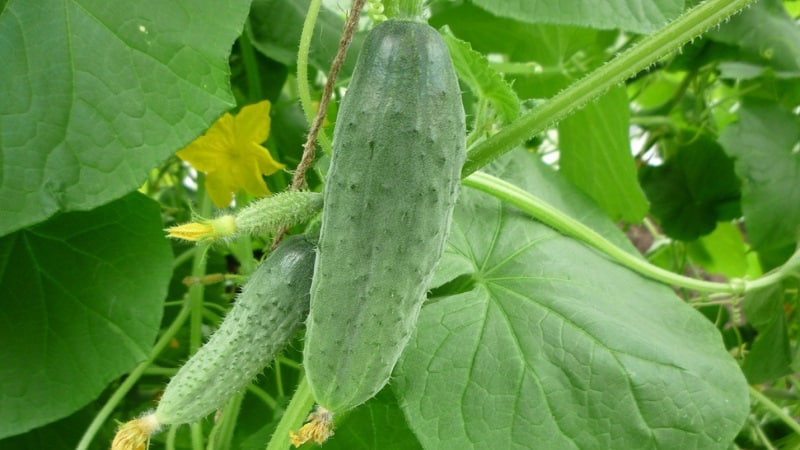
[462,171,787,294]
[239,20,264,102]
[75,301,193,450]
[265,376,315,450]
[461,0,757,176]
[296,0,332,155]
[750,386,800,437]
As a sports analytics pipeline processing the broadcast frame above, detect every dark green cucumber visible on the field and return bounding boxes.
[155,235,315,425]
[304,19,465,413]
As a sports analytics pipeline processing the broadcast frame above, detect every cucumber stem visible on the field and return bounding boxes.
[265,376,316,450]
[462,171,787,295]
[87,300,192,450]
[296,0,332,155]
[396,0,424,18]
[749,386,800,437]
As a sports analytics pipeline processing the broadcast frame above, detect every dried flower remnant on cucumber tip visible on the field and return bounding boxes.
[111,412,160,450]
[289,406,335,447]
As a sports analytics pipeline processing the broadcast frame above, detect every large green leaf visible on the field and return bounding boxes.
[0,0,251,235]
[395,152,748,448]
[558,86,648,222]
[718,99,800,269]
[0,192,173,439]
[469,0,684,33]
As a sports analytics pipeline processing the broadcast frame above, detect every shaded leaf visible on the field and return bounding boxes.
[308,388,421,450]
[709,0,800,74]
[718,99,800,270]
[0,404,98,450]
[639,133,741,241]
[0,192,173,438]
[0,0,252,235]
[430,3,618,100]
[248,0,363,76]
[396,151,748,449]
[558,86,649,222]
[441,30,520,123]
[741,285,793,384]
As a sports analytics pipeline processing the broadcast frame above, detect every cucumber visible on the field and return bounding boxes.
[157,235,315,424]
[113,235,316,449]
[303,19,466,414]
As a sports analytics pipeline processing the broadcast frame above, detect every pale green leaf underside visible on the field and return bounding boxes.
[470,0,685,34]
[0,0,251,235]
[0,193,173,439]
[558,86,649,222]
[396,152,748,449]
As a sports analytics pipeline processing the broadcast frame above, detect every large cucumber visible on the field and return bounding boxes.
[304,19,466,414]
[113,235,316,449]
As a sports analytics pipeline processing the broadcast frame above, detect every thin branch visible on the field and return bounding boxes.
[291,0,366,191]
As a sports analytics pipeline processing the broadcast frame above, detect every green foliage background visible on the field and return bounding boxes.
[1,0,799,448]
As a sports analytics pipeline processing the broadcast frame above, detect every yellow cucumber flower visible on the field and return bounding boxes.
[177,100,285,208]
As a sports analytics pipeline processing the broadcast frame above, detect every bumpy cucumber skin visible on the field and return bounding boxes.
[304,19,465,412]
[155,235,315,425]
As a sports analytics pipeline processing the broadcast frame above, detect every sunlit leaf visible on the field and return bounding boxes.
[559,86,649,222]
[470,0,684,33]
[0,0,252,235]
[396,151,748,449]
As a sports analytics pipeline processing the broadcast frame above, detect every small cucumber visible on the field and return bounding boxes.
[113,235,316,449]
[156,235,315,424]
[303,19,465,414]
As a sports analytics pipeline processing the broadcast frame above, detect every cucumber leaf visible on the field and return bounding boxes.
[441,30,520,123]
[719,99,800,270]
[429,4,618,100]
[396,151,748,449]
[708,0,800,75]
[0,0,251,236]
[248,0,364,77]
[558,86,648,223]
[639,133,741,241]
[740,285,793,384]
[0,192,172,439]
[468,0,684,34]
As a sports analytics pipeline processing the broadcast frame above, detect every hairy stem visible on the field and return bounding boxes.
[463,171,786,294]
[292,0,365,191]
[750,386,800,437]
[265,376,315,450]
[296,0,331,156]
